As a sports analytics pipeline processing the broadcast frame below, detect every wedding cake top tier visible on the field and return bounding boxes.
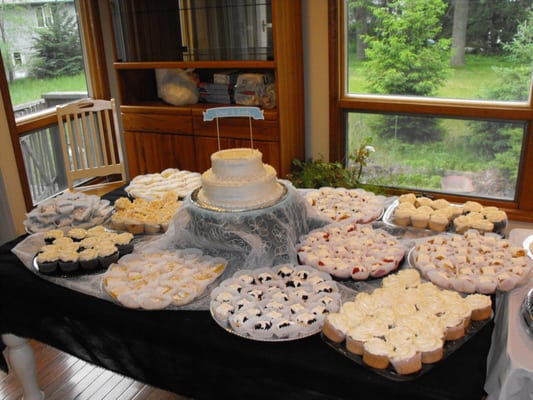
[210,148,265,179]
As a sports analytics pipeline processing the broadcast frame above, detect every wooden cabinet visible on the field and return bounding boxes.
[109,0,304,178]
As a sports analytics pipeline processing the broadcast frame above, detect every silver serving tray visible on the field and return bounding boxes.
[522,287,533,334]
[322,314,492,381]
[382,199,507,236]
[523,235,533,260]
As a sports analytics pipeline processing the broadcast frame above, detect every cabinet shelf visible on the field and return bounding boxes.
[114,61,276,70]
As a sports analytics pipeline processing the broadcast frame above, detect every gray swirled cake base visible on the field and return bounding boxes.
[149,180,329,277]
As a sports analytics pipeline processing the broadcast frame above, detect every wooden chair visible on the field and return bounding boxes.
[56,98,127,194]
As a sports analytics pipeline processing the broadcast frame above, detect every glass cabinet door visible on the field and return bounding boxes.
[110,0,273,62]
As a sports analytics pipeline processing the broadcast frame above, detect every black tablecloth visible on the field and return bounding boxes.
[0,187,493,400]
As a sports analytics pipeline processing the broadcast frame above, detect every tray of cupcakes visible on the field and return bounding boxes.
[303,187,386,224]
[124,168,201,201]
[33,225,134,277]
[24,191,114,234]
[382,193,507,236]
[107,194,182,235]
[102,248,227,310]
[321,269,493,380]
[295,221,408,287]
[209,264,342,341]
[409,229,533,294]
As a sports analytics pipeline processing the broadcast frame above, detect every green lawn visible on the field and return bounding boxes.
[9,73,87,106]
[348,54,514,99]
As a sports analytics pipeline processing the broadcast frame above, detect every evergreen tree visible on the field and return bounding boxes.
[362,0,451,142]
[30,3,83,79]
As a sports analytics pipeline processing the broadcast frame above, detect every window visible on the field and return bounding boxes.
[36,5,54,28]
[330,0,533,221]
[2,1,88,204]
[0,0,110,210]
[12,52,21,65]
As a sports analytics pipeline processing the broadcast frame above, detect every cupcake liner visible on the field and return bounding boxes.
[245,316,276,340]
[58,260,79,273]
[99,251,119,269]
[212,301,235,322]
[273,319,300,339]
[228,312,251,334]
[79,258,99,271]
[117,242,134,256]
[292,310,324,335]
[37,260,58,274]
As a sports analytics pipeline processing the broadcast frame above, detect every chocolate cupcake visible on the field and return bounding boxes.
[114,232,134,255]
[58,250,80,273]
[44,229,64,244]
[78,236,99,251]
[96,242,119,269]
[67,228,88,242]
[36,251,59,274]
[78,248,99,270]
[86,225,107,237]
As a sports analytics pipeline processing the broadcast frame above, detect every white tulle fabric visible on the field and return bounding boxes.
[148,180,329,278]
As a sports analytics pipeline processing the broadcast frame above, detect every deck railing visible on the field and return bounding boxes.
[16,92,88,205]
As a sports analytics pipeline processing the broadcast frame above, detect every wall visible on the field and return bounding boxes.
[0,89,27,239]
[303,0,329,161]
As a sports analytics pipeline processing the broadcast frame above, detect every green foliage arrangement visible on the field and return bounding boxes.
[287,140,375,189]
[30,4,83,79]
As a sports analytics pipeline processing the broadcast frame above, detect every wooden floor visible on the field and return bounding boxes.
[0,340,190,400]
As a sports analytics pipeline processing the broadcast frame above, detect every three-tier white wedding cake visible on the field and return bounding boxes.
[197,148,284,210]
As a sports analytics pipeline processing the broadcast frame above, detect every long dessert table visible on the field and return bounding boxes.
[0,186,498,400]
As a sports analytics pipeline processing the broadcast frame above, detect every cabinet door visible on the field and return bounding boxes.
[122,111,192,134]
[194,137,280,175]
[124,131,196,177]
[194,137,234,173]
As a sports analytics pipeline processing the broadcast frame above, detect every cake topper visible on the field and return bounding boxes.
[203,106,264,150]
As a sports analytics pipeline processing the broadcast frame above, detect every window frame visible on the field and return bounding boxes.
[328,0,533,222]
[3,0,111,211]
